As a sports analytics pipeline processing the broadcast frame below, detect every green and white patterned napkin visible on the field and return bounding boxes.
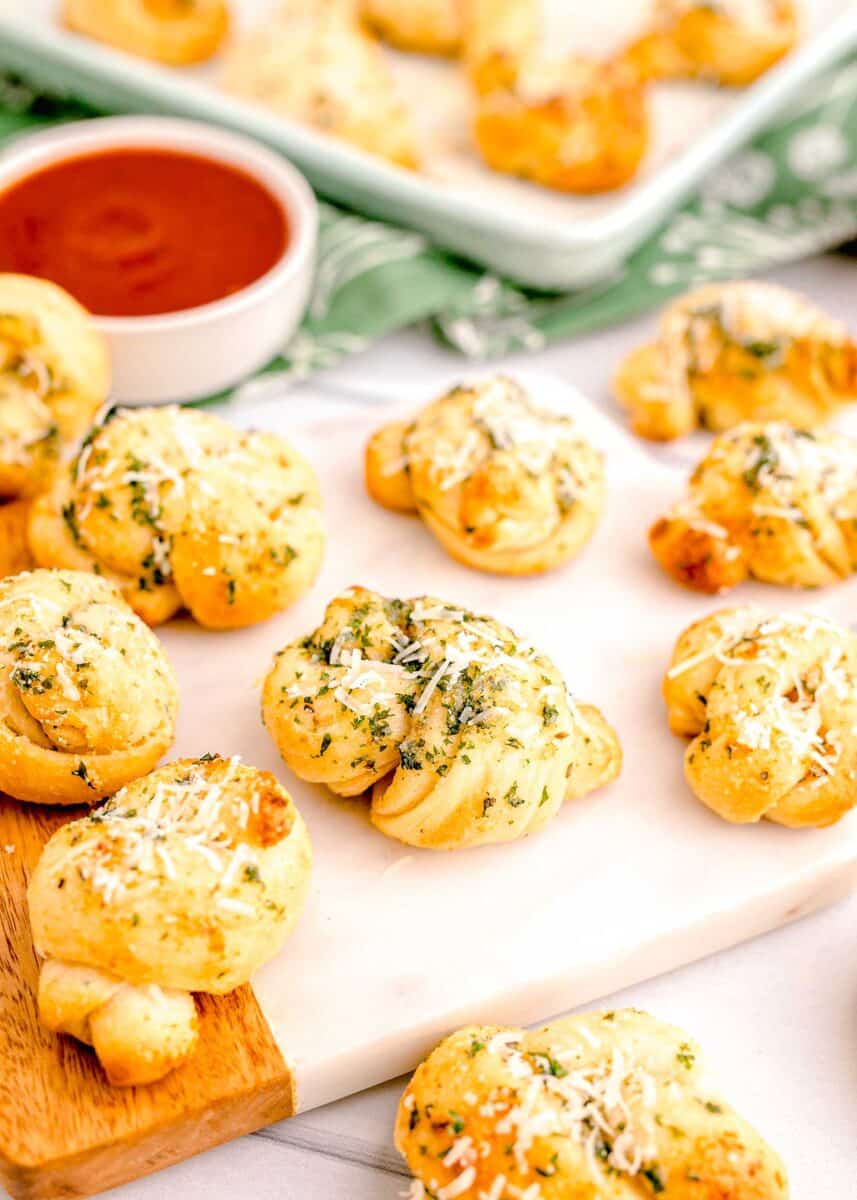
[0,58,855,391]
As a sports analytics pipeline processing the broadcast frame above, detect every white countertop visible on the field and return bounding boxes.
[22,252,857,1199]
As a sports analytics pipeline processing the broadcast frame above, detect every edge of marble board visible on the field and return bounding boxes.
[275,833,857,1111]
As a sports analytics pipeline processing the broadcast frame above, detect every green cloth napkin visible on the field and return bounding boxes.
[1,60,856,390]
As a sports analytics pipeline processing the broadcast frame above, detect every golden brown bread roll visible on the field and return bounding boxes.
[0,569,177,806]
[396,1009,788,1199]
[365,377,606,575]
[649,422,857,594]
[28,405,325,628]
[625,0,798,86]
[29,754,312,1085]
[665,607,857,828]
[360,0,462,55]
[222,0,420,169]
[0,499,34,580]
[465,0,649,193]
[615,282,857,442]
[0,274,110,579]
[37,961,199,1088]
[262,586,621,850]
[62,0,230,65]
[0,274,110,499]
[463,0,539,94]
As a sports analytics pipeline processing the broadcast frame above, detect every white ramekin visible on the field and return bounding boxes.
[0,116,318,405]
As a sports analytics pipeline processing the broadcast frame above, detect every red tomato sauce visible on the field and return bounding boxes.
[0,147,289,317]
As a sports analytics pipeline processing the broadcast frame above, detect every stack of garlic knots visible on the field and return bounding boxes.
[0,274,110,579]
[650,422,857,594]
[366,377,605,575]
[262,586,621,850]
[0,569,177,806]
[665,607,857,829]
[28,755,312,1085]
[29,405,325,628]
[397,1009,788,1199]
[625,0,797,86]
[616,282,857,441]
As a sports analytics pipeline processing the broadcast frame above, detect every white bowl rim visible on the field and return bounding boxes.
[0,114,318,332]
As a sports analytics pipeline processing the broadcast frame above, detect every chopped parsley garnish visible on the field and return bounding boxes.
[742,433,779,492]
[399,743,422,771]
[71,761,96,790]
[676,1043,695,1070]
[741,338,783,360]
[643,1165,666,1193]
[12,667,52,694]
[532,1053,568,1079]
[367,707,392,741]
[505,781,525,807]
[61,501,83,546]
[448,1111,465,1135]
[126,453,162,530]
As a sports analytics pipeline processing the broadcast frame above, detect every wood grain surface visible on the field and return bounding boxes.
[0,799,295,1200]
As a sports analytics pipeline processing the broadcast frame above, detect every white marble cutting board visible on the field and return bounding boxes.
[156,370,857,1113]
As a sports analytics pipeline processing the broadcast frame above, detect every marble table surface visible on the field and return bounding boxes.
[12,252,857,1199]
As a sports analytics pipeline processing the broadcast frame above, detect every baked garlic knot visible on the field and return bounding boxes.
[397,1009,788,1200]
[360,0,462,55]
[0,569,177,806]
[366,377,605,575]
[465,0,649,193]
[665,607,857,828]
[28,754,312,1085]
[28,405,325,628]
[0,275,110,497]
[0,275,110,578]
[650,423,857,594]
[615,282,857,441]
[62,0,230,66]
[262,587,621,850]
[625,0,797,86]
[222,0,419,169]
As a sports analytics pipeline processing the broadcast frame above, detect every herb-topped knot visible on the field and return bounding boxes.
[28,404,326,628]
[366,376,606,577]
[650,421,857,595]
[262,586,621,850]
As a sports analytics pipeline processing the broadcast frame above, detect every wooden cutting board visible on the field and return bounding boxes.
[0,798,295,1200]
[3,375,857,1198]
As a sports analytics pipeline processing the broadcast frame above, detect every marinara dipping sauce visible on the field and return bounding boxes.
[0,147,290,317]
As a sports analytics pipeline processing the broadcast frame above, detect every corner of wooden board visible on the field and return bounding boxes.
[0,798,297,1200]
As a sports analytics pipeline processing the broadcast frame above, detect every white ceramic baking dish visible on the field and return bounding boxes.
[0,0,854,289]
